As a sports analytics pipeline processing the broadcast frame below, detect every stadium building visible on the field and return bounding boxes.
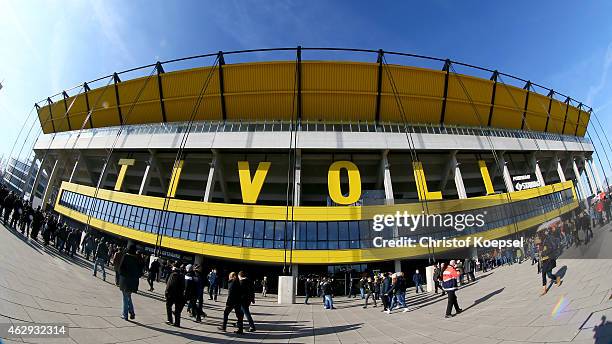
[30,48,604,298]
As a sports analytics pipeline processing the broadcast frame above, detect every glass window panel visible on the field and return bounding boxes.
[224,219,235,238]
[275,222,285,241]
[215,218,225,244]
[339,241,350,249]
[175,213,184,232]
[244,220,254,240]
[233,234,243,247]
[265,221,275,240]
[359,221,370,241]
[328,222,339,241]
[197,216,207,241]
[307,222,317,241]
[188,231,197,241]
[182,214,191,232]
[317,222,327,242]
[189,215,199,234]
[338,222,349,240]
[317,241,328,249]
[274,240,285,249]
[298,222,307,241]
[254,221,264,240]
[234,219,244,239]
[206,217,217,235]
[264,239,274,248]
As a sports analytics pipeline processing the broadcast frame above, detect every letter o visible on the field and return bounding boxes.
[328,161,362,205]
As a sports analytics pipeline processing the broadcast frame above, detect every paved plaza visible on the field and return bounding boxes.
[0,223,611,344]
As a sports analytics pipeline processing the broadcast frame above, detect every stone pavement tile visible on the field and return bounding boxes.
[392,332,435,344]
[22,308,75,327]
[336,332,366,343]
[462,324,505,338]
[455,335,502,344]
[142,333,198,344]
[102,325,159,343]
[65,315,114,329]
[529,310,578,327]
[67,328,117,344]
[527,325,579,342]
[21,337,76,344]
[100,316,139,328]
[493,326,541,341]
[0,288,40,309]
[288,336,315,344]
[0,299,33,322]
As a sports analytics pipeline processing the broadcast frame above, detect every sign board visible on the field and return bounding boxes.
[512,174,540,191]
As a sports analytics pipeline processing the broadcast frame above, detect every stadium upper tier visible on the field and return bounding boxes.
[35,48,590,136]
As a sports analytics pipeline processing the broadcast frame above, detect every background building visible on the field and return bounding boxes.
[29,48,604,297]
[2,157,48,206]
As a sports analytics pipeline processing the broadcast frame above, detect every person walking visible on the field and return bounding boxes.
[208,268,218,301]
[218,272,244,334]
[381,273,392,311]
[304,277,311,304]
[118,245,141,320]
[165,262,185,327]
[238,271,256,332]
[322,278,334,310]
[358,277,366,299]
[413,269,424,294]
[363,277,377,308]
[537,231,561,296]
[184,264,198,321]
[261,276,268,297]
[148,258,160,291]
[93,239,109,281]
[193,264,206,323]
[442,260,462,318]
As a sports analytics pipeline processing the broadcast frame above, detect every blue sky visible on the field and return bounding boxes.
[1,0,612,176]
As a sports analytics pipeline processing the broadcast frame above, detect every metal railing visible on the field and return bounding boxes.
[46,119,590,144]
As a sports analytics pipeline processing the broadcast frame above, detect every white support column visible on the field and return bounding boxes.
[279,150,301,305]
[531,153,545,187]
[451,153,467,199]
[501,159,515,193]
[572,159,589,209]
[583,158,598,196]
[203,154,217,202]
[557,158,567,182]
[382,150,394,205]
[68,156,80,183]
[138,163,151,195]
[41,159,60,211]
[29,155,46,203]
[382,151,402,271]
[589,159,604,193]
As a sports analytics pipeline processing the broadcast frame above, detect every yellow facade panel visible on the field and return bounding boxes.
[302,61,377,93]
[117,76,160,104]
[379,95,442,124]
[491,106,523,129]
[381,65,445,98]
[575,111,589,136]
[526,92,550,117]
[161,67,220,99]
[37,106,53,134]
[120,101,163,125]
[563,106,579,135]
[163,95,222,122]
[223,61,294,94]
[524,112,547,132]
[547,118,564,134]
[302,93,376,122]
[447,74,493,104]
[445,101,490,126]
[494,84,526,112]
[91,108,121,128]
[549,98,567,120]
[68,111,91,130]
[226,93,293,121]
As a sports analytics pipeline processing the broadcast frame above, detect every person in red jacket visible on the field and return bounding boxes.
[442,260,463,318]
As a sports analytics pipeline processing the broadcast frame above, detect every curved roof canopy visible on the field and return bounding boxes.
[36,49,590,137]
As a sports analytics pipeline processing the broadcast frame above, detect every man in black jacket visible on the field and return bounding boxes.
[119,245,141,320]
[218,272,244,334]
[148,258,160,291]
[165,262,185,327]
[93,239,109,281]
[238,271,256,332]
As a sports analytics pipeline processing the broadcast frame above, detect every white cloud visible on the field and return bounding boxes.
[91,0,135,65]
[586,42,612,106]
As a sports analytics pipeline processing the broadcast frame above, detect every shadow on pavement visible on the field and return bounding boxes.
[462,287,505,312]
[593,316,612,344]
